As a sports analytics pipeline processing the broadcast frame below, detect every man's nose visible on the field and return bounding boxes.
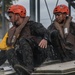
[55,15,59,19]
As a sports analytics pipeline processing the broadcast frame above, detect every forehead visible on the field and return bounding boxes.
[54,12,66,15]
[54,12,62,15]
[54,12,62,16]
[8,12,14,16]
[54,12,66,17]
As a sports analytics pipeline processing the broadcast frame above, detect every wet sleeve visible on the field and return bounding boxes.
[31,22,49,41]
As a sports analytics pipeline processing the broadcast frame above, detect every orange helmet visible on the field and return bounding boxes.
[7,5,26,17]
[53,4,69,15]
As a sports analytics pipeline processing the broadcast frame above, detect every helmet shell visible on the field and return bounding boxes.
[53,4,69,15]
[7,5,26,17]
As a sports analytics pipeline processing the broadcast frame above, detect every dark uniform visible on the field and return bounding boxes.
[48,17,75,62]
[6,21,51,72]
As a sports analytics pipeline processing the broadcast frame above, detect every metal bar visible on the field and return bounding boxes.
[30,0,36,21]
[37,0,40,22]
[44,0,52,23]
[2,0,6,37]
[68,0,71,16]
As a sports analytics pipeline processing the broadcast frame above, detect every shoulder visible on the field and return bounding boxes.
[47,23,54,30]
[27,21,44,28]
[27,21,41,25]
[70,21,75,24]
[27,21,35,25]
[70,21,75,27]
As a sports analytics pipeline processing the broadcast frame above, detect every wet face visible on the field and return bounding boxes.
[8,13,20,26]
[8,13,15,25]
[54,13,67,23]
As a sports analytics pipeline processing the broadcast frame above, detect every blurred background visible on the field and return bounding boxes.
[0,0,75,38]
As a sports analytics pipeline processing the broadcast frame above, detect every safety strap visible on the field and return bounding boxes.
[54,16,72,39]
[7,16,30,46]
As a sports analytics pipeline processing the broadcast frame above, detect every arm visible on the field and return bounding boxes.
[31,22,49,48]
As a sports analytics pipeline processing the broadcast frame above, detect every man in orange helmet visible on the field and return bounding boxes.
[48,4,75,62]
[5,5,51,75]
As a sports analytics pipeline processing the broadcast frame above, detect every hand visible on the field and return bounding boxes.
[39,39,47,48]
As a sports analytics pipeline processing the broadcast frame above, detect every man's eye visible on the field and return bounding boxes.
[57,14,60,16]
[55,14,61,16]
[9,16,12,19]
